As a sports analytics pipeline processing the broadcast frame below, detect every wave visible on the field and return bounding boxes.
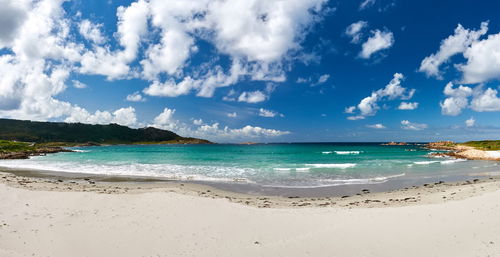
[72,149,90,153]
[414,159,467,165]
[305,163,356,169]
[273,167,311,172]
[321,151,333,154]
[263,173,406,188]
[335,151,362,155]
[440,159,467,164]
[0,160,254,184]
[413,161,440,165]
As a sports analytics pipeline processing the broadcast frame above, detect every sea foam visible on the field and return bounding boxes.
[335,151,362,155]
[305,163,356,169]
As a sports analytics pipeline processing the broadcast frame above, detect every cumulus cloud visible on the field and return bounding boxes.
[470,87,500,112]
[419,22,488,79]
[459,33,500,84]
[367,123,385,129]
[238,91,268,103]
[234,83,277,103]
[79,19,106,45]
[258,108,283,118]
[149,107,290,142]
[346,73,415,119]
[143,77,199,97]
[126,92,146,102]
[440,82,500,115]
[0,0,330,124]
[65,107,139,127]
[440,82,473,116]
[401,120,427,130]
[419,21,500,84]
[344,106,356,114]
[465,117,475,128]
[151,107,177,131]
[345,21,368,44]
[398,102,419,110]
[359,29,394,59]
[193,119,203,125]
[0,0,27,47]
[139,0,327,97]
[227,112,237,118]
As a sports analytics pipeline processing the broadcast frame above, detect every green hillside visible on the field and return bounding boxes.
[0,118,211,145]
[462,140,500,150]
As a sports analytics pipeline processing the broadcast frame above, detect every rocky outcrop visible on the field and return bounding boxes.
[381,142,408,146]
[0,147,73,160]
[426,141,500,161]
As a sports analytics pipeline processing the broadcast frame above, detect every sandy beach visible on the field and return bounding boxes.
[1,171,500,257]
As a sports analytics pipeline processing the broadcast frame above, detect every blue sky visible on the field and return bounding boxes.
[1,0,500,142]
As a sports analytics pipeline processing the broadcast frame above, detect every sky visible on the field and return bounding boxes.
[1,0,500,143]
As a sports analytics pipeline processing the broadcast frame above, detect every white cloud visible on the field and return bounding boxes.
[419,21,500,84]
[419,22,488,79]
[79,19,106,45]
[344,106,356,114]
[138,0,327,97]
[143,77,199,97]
[440,82,500,115]
[0,0,27,48]
[440,82,473,116]
[259,108,283,118]
[359,29,394,59]
[347,115,365,120]
[0,0,331,124]
[296,74,330,86]
[151,107,177,130]
[465,117,475,128]
[206,0,327,63]
[359,0,376,10]
[65,107,139,127]
[401,120,427,131]
[193,119,203,125]
[367,123,385,129]
[470,87,500,112]
[238,91,267,103]
[72,80,87,89]
[317,74,330,84]
[227,112,237,118]
[126,91,146,102]
[347,73,414,119]
[149,107,290,141]
[398,102,419,110]
[345,21,367,44]
[459,33,500,84]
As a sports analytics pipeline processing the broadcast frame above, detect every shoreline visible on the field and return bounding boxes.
[2,167,500,209]
[2,166,500,256]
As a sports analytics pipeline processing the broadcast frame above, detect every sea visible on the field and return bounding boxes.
[1,143,499,194]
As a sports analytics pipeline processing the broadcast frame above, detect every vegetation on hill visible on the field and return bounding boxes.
[461,140,500,151]
[0,118,212,145]
[0,140,35,153]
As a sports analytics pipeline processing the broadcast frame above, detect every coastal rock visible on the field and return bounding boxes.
[381,142,408,146]
[0,147,73,160]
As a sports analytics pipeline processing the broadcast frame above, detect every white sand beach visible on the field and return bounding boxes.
[1,172,500,257]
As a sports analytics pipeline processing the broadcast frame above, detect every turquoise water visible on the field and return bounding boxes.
[1,143,499,188]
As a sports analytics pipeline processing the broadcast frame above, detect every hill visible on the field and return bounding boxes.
[0,118,212,145]
[461,140,500,151]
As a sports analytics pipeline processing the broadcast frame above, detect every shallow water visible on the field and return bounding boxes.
[0,143,499,188]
